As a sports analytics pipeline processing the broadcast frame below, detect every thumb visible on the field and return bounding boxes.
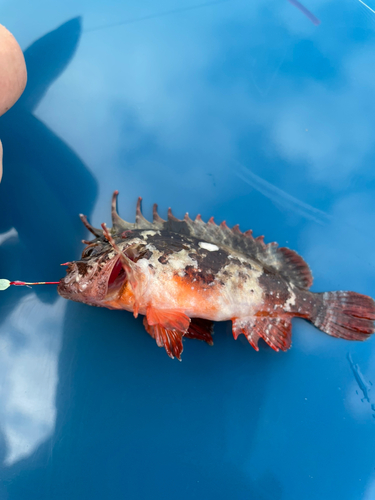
[0,24,27,117]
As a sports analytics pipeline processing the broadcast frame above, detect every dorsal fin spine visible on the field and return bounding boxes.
[153,203,165,224]
[135,196,153,229]
[168,207,180,222]
[111,190,135,231]
[79,214,102,237]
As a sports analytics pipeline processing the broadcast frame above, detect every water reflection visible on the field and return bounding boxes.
[0,294,65,465]
[236,161,331,225]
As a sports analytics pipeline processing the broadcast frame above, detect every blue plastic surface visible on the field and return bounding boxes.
[1,1,375,498]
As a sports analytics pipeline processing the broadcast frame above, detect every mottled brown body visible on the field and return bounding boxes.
[58,192,375,359]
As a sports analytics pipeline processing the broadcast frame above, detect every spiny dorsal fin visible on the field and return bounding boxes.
[136,197,154,229]
[153,204,165,227]
[181,213,312,289]
[111,190,135,232]
[79,214,102,237]
[158,203,312,290]
[100,192,313,290]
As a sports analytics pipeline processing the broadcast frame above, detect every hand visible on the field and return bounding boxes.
[0,24,27,181]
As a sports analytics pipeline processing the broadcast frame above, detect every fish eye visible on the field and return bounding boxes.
[81,246,96,259]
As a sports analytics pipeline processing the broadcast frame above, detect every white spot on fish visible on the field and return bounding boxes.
[199,242,219,252]
[141,230,159,239]
[284,290,296,311]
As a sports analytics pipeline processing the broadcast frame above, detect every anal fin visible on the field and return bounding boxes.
[184,318,214,345]
[232,316,292,352]
[232,318,261,351]
[143,317,184,360]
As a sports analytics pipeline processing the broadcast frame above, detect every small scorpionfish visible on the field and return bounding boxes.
[58,191,375,360]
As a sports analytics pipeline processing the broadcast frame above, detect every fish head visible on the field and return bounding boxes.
[58,192,159,308]
[57,235,129,306]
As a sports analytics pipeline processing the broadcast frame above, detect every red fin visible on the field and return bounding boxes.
[277,247,313,289]
[232,318,261,351]
[232,316,292,352]
[184,318,214,345]
[143,317,184,360]
[146,306,190,332]
[313,291,375,341]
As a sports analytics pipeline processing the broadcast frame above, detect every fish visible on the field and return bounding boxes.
[58,191,375,360]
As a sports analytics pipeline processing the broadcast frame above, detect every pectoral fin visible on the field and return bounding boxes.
[146,306,190,332]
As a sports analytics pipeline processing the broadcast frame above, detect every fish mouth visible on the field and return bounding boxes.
[57,262,83,300]
[106,256,127,297]
[58,256,127,303]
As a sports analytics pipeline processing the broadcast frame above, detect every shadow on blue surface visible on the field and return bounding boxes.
[0,17,97,310]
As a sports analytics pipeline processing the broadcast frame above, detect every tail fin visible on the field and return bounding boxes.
[312,291,375,341]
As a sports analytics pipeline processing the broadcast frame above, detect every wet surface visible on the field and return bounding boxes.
[1,1,375,498]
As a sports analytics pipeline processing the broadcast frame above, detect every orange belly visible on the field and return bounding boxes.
[104,275,221,319]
